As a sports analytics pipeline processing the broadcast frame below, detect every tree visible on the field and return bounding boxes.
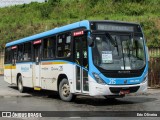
[48,0,61,6]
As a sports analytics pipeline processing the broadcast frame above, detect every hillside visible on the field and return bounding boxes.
[0,0,160,49]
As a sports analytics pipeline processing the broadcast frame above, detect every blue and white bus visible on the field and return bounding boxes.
[4,20,148,101]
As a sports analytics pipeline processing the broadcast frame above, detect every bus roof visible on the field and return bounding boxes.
[6,20,90,47]
[6,20,139,47]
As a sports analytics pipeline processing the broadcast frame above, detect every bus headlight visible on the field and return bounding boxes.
[142,74,148,83]
[92,72,106,85]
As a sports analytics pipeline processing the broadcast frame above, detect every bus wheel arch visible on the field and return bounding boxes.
[57,74,68,90]
[57,74,75,102]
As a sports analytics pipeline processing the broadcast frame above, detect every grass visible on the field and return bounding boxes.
[0,0,160,49]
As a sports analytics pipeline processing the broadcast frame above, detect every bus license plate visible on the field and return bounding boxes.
[119,90,130,95]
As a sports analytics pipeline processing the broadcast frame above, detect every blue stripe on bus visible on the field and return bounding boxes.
[16,62,33,64]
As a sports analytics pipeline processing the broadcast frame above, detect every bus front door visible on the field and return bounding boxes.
[74,35,89,94]
[33,44,41,90]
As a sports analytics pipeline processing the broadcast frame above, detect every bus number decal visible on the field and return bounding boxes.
[109,79,116,84]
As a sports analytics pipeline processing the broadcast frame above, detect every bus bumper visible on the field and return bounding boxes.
[89,77,148,96]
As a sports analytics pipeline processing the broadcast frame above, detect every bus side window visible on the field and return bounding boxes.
[17,44,24,61]
[64,35,71,57]
[43,36,56,59]
[23,42,31,61]
[57,33,71,58]
[12,49,17,65]
[5,47,11,63]
[82,38,88,68]
[43,38,48,58]
[48,37,56,58]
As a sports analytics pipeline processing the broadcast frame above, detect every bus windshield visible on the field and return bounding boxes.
[92,32,145,70]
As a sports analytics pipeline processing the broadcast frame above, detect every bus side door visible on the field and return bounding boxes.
[33,42,42,89]
[11,47,17,84]
[74,35,89,93]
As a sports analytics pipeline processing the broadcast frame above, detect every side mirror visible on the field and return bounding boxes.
[87,36,94,47]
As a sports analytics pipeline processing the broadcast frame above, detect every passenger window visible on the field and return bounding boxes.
[17,44,23,61]
[43,37,56,59]
[5,47,11,63]
[57,33,71,58]
[24,42,31,61]
[17,42,32,62]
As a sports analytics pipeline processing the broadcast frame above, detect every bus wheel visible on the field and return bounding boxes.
[17,76,25,93]
[59,78,75,102]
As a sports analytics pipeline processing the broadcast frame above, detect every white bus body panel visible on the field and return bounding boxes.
[40,63,74,92]
[4,66,12,84]
[16,63,33,87]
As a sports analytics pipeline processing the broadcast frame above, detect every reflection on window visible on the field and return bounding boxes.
[57,33,71,58]
[17,42,32,62]
[5,47,11,63]
[24,42,31,61]
[17,44,23,61]
[43,37,55,59]
[92,34,145,70]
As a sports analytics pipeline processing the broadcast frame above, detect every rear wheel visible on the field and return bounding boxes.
[17,76,26,93]
[59,78,75,102]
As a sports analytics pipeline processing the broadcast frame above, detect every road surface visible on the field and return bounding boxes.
[0,76,160,120]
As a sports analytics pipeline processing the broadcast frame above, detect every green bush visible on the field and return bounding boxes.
[0,0,160,48]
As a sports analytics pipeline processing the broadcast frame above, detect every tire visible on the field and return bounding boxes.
[17,76,26,93]
[58,78,75,102]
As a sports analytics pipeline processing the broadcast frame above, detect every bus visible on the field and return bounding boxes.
[4,20,148,102]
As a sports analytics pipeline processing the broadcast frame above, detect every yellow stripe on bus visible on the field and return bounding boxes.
[4,65,16,69]
[12,66,16,69]
[34,87,41,91]
[42,62,67,65]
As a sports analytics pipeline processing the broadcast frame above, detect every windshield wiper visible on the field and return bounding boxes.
[115,37,119,56]
[106,33,117,47]
[106,33,120,56]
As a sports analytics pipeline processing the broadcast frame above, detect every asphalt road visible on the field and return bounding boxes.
[0,76,160,120]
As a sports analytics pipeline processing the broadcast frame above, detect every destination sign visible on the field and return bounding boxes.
[97,24,134,32]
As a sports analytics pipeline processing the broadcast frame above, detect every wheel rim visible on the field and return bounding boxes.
[61,83,70,97]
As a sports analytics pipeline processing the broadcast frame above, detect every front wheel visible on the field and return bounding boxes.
[59,78,76,102]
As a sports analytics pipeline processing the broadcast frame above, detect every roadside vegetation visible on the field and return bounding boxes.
[0,0,160,49]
